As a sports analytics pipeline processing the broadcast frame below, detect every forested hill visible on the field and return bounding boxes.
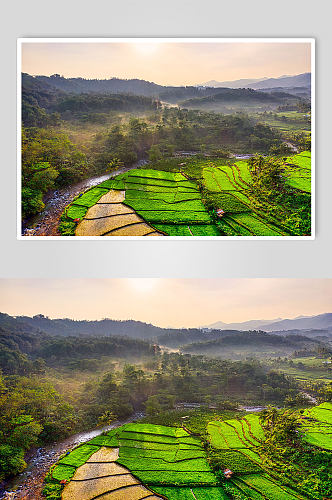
[31,73,164,96]
[181,88,301,109]
[0,313,157,375]
[23,73,304,105]
[17,314,225,341]
[18,315,169,338]
[23,73,221,99]
[180,331,321,355]
[15,314,274,342]
[10,314,328,356]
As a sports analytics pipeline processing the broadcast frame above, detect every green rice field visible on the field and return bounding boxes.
[45,422,229,499]
[45,404,330,499]
[60,151,311,236]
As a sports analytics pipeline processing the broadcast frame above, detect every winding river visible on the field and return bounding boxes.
[22,161,147,237]
[0,413,143,500]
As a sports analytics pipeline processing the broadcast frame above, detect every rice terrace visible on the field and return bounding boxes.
[60,151,312,237]
[44,403,332,500]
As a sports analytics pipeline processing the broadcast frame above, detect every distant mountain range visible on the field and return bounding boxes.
[250,73,311,90]
[0,312,330,366]
[199,73,311,90]
[204,318,282,331]
[263,313,332,332]
[204,313,332,332]
[198,77,269,88]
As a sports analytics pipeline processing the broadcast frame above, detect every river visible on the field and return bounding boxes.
[0,413,143,500]
[21,160,147,237]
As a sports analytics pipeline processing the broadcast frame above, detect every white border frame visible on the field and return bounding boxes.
[17,37,315,240]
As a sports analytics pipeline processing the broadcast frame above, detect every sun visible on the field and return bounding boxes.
[132,42,160,57]
[126,279,158,293]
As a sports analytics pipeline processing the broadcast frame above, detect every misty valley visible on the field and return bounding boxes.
[0,311,331,499]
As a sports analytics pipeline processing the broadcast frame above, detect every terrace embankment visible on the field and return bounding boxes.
[62,447,162,500]
[75,190,164,237]
[0,416,141,500]
[22,160,147,236]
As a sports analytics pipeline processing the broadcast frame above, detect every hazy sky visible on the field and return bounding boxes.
[0,279,329,328]
[21,41,311,86]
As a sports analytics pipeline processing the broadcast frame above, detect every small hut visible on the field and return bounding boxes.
[216,209,225,218]
[223,468,233,479]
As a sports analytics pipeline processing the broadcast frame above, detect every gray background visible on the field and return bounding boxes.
[1,0,330,278]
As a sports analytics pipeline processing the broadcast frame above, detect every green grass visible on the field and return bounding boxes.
[210,450,261,474]
[124,199,207,212]
[239,449,264,464]
[204,192,249,212]
[284,154,311,170]
[125,190,201,202]
[121,168,216,232]
[118,457,212,472]
[50,464,76,482]
[221,213,283,236]
[317,402,332,411]
[153,224,192,236]
[121,423,183,436]
[96,178,125,189]
[207,422,245,449]
[274,359,332,382]
[69,187,109,207]
[125,177,196,189]
[118,430,178,444]
[302,432,332,450]
[134,210,211,224]
[240,419,261,447]
[66,204,89,220]
[234,161,253,184]
[304,404,332,425]
[118,438,180,451]
[231,478,266,500]
[189,224,221,236]
[57,444,100,467]
[284,171,311,193]
[282,153,311,193]
[232,213,284,236]
[130,470,217,485]
[238,474,301,500]
[192,486,230,499]
[87,433,119,447]
[152,486,230,500]
[243,415,265,441]
[154,224,220,236]
[225,420,258,447]
[176,449,207,460]
[131,169,180,180]
[203,167,237,191]
[150,487,196,500]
